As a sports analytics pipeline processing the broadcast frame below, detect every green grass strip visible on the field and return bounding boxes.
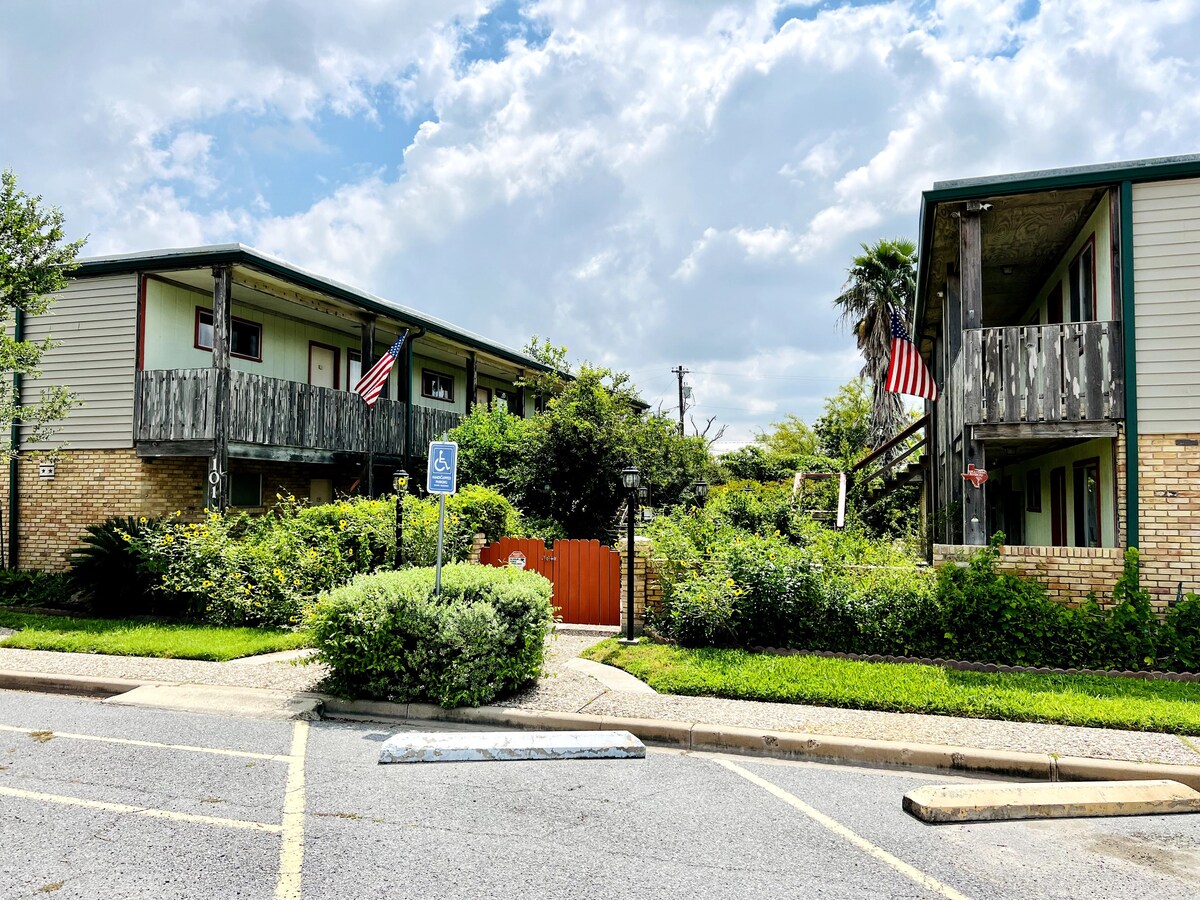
[0,612,311,662]
[582,639,1200,735]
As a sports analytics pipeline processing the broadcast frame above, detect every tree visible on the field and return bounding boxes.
[833,237,916,448]
[813,377,872,466]
[1,170,84,463]
[754,413,817,460]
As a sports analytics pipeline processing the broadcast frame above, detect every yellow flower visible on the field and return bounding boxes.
[725,579,735,588]
[139,517,147,525]
[338,519,348,530]
[162,534,175,544]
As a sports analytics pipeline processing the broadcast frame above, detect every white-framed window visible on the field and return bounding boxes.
[195,308,263,362]
[1068,236,1095,323]
[422,369,454,402]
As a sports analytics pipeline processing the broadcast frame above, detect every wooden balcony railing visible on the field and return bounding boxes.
[135,368,461,456]
[963,321,1124,425]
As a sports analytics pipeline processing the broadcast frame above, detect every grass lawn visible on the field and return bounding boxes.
[582,639,1200,735]
[0,611,312,662]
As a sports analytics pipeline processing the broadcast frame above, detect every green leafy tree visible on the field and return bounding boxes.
[447,404,533,498]
[1,170,84,462]
[833,237,916,448]
[716,445,797,483]
[754,413,817,460]
[813,377,872,466]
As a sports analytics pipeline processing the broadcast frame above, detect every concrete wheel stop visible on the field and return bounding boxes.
[903,779,1200,824]
[378,730,646,764]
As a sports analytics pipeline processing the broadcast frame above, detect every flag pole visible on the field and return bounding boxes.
[367,406,376,497]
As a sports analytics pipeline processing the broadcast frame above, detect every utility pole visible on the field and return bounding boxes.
[672,365,689,436]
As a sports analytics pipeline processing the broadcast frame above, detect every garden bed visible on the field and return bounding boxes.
[583,639,1200,735]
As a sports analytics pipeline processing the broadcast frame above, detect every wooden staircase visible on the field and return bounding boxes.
[850,414,930,514]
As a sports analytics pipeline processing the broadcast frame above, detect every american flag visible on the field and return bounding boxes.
[885,309,938,401]
[354,331,409,408]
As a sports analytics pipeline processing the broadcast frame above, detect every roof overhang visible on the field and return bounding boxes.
[913,154,1200,348]
[75,243,552,375]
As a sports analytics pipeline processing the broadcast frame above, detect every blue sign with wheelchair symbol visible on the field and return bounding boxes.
[426,441,458,494]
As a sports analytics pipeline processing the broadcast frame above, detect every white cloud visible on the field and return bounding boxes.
[5,0,1200,444]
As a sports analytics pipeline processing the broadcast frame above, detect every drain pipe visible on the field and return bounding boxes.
[404,325,426,471]
[6,308,24,569]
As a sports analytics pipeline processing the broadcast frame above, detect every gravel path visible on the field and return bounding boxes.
[3,627,1199,767]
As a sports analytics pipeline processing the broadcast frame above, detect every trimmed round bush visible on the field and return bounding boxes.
[307,563,554,707]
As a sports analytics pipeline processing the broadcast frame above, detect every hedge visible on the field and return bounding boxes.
[307,563,555,707]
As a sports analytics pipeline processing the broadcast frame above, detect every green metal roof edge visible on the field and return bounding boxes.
[914,154,1200,330]
[74,244,553,374]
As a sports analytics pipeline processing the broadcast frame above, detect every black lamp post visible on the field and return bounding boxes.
[620,466,641,643]
[392,469,409,569]
[693,480,709,505]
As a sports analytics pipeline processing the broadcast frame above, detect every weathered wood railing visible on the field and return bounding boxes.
[135,369,461,456]
[963,321,1124,425]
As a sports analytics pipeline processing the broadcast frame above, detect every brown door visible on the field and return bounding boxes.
[1050,467,1067,546]
[309,342,339,389]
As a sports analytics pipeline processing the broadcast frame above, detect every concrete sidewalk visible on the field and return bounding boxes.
[2,629,1199,771]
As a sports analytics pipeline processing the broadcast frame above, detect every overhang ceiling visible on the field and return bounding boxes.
[919,186,1108,346]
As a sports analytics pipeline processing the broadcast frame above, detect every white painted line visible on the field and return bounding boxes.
[714,758,973,900]
[0,723,290,762]
[0,785,280,833]
[275,720,309,900]
[378,730,646,764]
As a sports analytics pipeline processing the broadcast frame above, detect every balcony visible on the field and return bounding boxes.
[134,368,461,461]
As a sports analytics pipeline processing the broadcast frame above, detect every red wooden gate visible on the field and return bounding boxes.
[479,537,621,626]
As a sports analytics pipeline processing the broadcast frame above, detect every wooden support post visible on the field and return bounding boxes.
[960,204,986,545]
[943,272,961,544]
[516,370,526,419]
[360,315,376,496]
[210,265,232,510]
[402,332,414,471]
[466,351,478,414]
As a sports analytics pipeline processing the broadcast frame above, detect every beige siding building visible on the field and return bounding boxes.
[916,155,1200,610]
[3,245,551,570]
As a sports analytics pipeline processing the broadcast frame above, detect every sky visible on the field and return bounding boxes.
[4,0,1200,449]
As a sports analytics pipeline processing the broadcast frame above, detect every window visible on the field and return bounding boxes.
[195,308,263,362]
[422,369,454,402]
[494,388,512,413]
[1025,468,1042,513]
[1073,458,1102,548]
[1068,236,1095,323]
[347,350,361,391]
[230,472,263,508]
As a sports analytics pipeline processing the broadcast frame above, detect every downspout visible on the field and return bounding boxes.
[6,308,24,569]
[404,326,427,470]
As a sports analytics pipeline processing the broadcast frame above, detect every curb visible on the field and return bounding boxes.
[0,669,150,697]
[4,669,1199,792]
[321,696,1200,791]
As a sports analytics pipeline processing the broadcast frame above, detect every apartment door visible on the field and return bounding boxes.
[1050,467,1067,546]
[309,342,339,389]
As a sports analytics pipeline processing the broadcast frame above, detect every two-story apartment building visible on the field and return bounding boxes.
[3,245,551,570]
[916,154,1200,608]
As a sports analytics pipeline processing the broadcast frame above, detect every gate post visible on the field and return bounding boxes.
[617,536,656,635]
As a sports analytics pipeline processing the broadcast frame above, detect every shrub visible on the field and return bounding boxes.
[307,563,555,707]
[1161,594,1200,672]
[0,569,73,608]
[69,516,163,616]
[446,484,520,544]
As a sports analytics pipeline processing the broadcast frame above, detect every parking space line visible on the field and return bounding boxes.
[0,784,281,832]
[0,723,290,762]
[713,757,973,900]
[275,720,309,900]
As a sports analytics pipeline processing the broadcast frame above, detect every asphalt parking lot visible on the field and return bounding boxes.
[2,689,1199,899]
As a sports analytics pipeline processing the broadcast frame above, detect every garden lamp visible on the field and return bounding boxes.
[393,469,409,569]
[693,480,709,502]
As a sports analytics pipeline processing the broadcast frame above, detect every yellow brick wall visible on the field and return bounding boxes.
[2,449,362,572]
[1137,433,1200,608]
[933,543,1127,608]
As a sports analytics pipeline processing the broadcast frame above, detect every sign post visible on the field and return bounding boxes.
[426,441,459,596]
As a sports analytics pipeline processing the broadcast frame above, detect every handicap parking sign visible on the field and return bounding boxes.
[427,441,458,494]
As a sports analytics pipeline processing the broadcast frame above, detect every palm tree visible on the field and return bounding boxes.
[833,238,917,448]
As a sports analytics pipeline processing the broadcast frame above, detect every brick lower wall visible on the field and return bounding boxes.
[1137,433,1200,608]
[2,449,362,572]
[933,543,1127,608]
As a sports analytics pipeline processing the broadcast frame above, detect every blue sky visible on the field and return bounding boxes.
[3,0,1200,446]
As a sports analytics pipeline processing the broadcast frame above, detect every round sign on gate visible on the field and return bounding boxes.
[508,551,527,570]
